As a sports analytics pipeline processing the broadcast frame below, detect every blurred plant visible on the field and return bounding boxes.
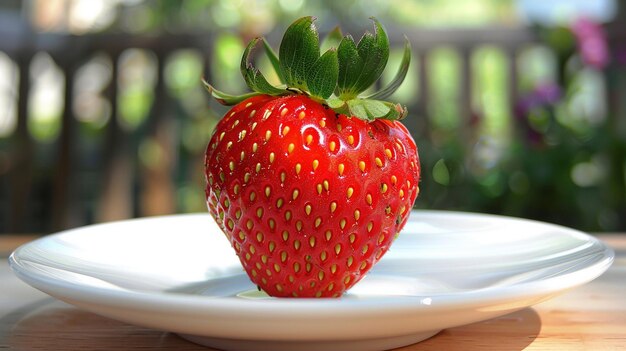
[501,17,625,231]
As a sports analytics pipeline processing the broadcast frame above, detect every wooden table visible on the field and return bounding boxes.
[1,234,625,350]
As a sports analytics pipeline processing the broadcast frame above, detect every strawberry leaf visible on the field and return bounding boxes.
[321,26,343,52]
[345,99,407,120]
[279,16,320,91]
[241,38,287,96]
[382,101,408,120]
[202,79,260,106]
[346,99,368,120]
[336,36,363,99]
[326,97,346,109]
[307,49,339,99]
[366,37,411,100]
[347,99,389,120]
[262,38,284,84]
[352,18,389,94]
[206,16,412,121]
[336,18,389,99]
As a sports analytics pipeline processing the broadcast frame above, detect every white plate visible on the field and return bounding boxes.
[9,211,613,351]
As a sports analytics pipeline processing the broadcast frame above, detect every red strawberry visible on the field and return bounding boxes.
[203,17,420,297]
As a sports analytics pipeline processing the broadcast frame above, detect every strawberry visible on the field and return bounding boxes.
[203,17,420,297]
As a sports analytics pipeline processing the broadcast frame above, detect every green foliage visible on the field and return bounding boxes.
[366,38,411,100]
[307,49,339,99]
[279,16,322,92]
[392,12,625,232]
[336,19,389,99]
[241,38,287,96]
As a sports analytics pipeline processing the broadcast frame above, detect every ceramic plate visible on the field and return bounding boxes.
[9,211,613,351]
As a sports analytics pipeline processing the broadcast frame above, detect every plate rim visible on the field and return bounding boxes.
[9,210,615,314]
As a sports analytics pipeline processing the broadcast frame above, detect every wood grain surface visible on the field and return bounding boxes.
[1,234,624,351]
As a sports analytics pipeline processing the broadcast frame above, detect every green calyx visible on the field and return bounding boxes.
[204,16,411,121]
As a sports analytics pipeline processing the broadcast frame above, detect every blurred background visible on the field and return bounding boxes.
[0,0,625,234]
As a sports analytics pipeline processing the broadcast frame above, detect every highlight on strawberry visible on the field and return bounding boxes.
[203,16,421,298]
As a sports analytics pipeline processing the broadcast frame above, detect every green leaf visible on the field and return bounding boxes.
[321,26,343,52]
[262,38,284,84]
[279,16,320,91]
[348,101,368,119]
[364,99,390,117]
[351,18,389,94]
[347,99,389,120]
[336,18,390,99]
[336,35,363,99]
[202,79,260,106]
[345,99,407,121]
[366,37,411,100]
[326,97,346,109]
[381,101,408,120]
[241,38,287,95]
[307,49,339,99]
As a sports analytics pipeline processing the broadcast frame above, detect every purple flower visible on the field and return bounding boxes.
[533,83,561,105]
[513,82,562,147]
[571,17,609,69]
[514,82,562,119]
